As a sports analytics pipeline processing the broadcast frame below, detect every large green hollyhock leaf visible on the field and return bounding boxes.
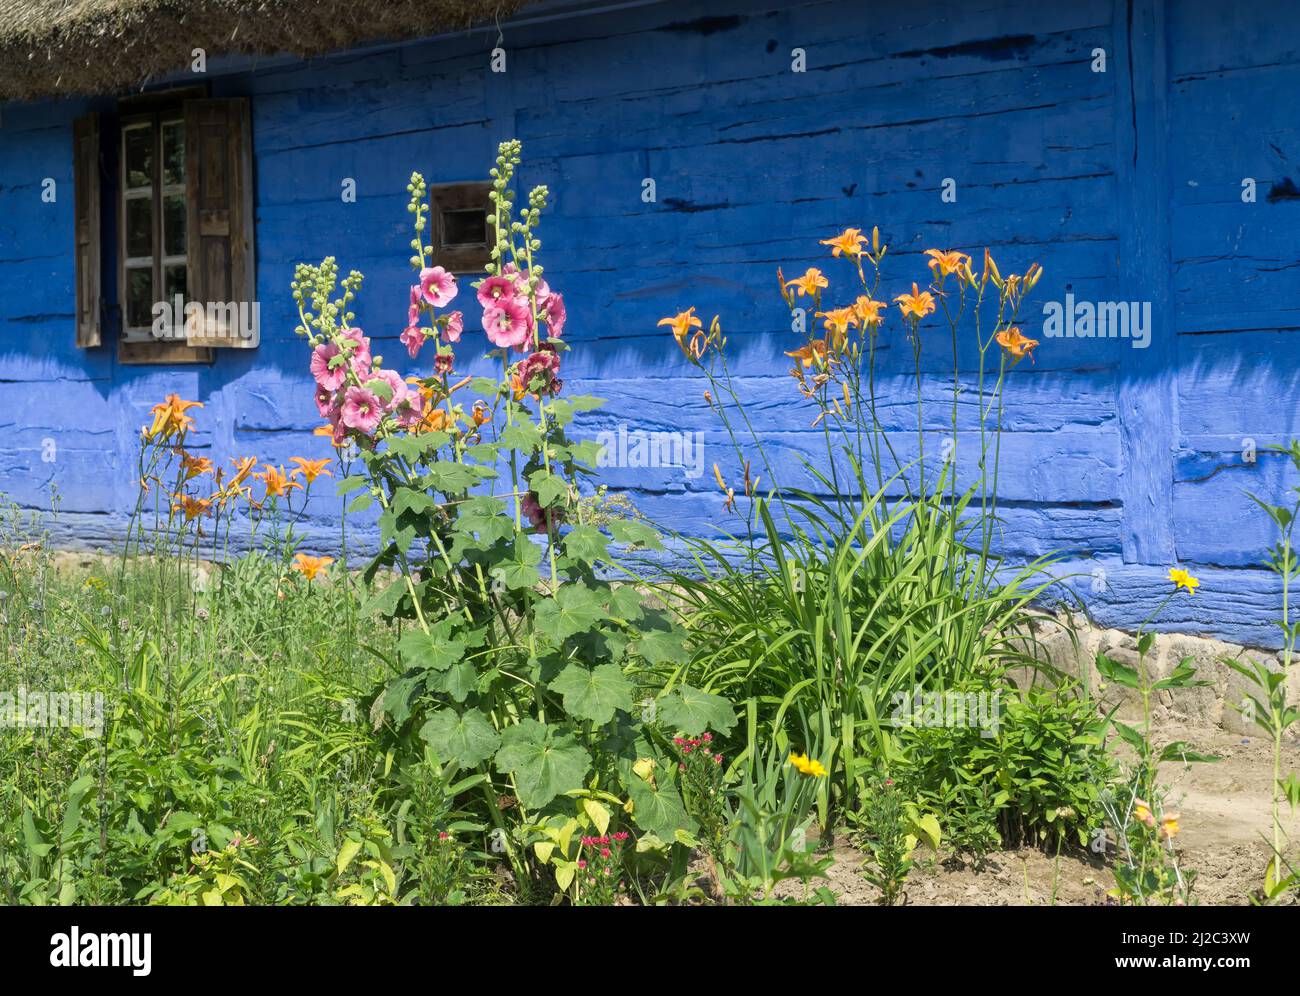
[428,659,478,703]
[419,708,500,767]
[533,584,606,642]
[495,539,543,591]
[560,525,609,566]
[606,519,664,551]
[550,663,634,725]
[633,626,688,666]
[659,684,736,736]
[494,719,591,809]
[625,775,695,840]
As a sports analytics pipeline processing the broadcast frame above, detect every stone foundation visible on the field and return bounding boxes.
[1018,613,1299,737]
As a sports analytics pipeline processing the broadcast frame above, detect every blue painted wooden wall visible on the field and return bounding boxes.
[1,0,1297,646]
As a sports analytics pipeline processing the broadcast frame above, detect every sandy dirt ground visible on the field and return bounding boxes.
[804,727,1300,906]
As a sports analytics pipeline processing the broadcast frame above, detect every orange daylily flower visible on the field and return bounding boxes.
[785,339,829,370]
[820,228,866,259]
[253,464,303,499]
[894,283,936,320]
[924,249,970,280]
[658,307,704,355]
[180,454,214,481]
[853,296,885,329]
[994,326,1039,364]
[785,268,829,298]
[171,494,213,521]
[292,553,334,582]
[414,406,456,435]
[146,394,203,441]
[816,306,858,348]
[290,457,333,484]
[229,456,258,488]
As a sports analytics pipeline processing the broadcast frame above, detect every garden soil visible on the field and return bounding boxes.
[804,727,1298,906]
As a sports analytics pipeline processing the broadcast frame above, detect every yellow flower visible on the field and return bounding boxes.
[924,248,970,279]
[894,283,936,320]
[1160,814,1180,838]
[290,457,333,484]
[658,307,703,355]
[1133,799,1155,827]
[1168,567,1200,595]
[994,326,1039,365]
[785,268,829,298]
[820,228,866,258]
[789,753,828,778]
[292,553,334,582]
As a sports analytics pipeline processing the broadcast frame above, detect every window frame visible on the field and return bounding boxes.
[428,181,494,273]
[113,86,212,365]
[118,110,189,342]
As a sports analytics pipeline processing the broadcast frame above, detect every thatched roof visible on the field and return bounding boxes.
[0,0,528,102]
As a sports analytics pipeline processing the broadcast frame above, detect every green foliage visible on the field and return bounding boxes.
[896,682,1115,855]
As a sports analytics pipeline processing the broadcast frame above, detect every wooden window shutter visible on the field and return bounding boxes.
[183,98,258,348]
[73,113,102,348]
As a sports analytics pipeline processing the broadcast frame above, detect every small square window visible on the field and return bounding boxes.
[428,182,493,273]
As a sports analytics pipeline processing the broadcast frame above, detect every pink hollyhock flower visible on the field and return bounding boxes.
[512,343,562,398]
[339,327,372,378]
[483,297,534,351]
[419,266,457,308]
[443,310,464,343]
[370,367,408,408]
[476,274,518,310]
[314,385,338,418]
[434,351,454,376]
[310,342,346,391]
[341,386,383,436]
[543,292,566,338]
[393,390,425,431]
[520,490,562,535]
[400,325,428,359]
[501,263,549,304]
[327,409,349,446]
[408,286,421,326]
